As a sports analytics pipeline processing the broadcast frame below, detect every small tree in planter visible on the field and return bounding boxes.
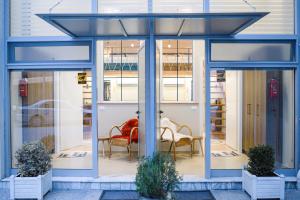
[10,141,52,200]
[242,145,285,200]
[136,153,182,200]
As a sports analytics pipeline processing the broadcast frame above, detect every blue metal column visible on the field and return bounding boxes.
[204,39,211,178]
[203,0,210,12]
[0,0,5,178]
[91,40,99,177]
[296,0,300,172]
[144,19,156,157]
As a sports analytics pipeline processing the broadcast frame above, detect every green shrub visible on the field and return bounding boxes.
[136,153,182,199]
[15,141,51,177]
[247,145,275,177]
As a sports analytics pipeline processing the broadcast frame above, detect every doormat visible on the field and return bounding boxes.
[100,190,215,200]
[211,151,240,157]
[57,152,87,158]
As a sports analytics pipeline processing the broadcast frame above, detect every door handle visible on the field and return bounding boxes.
[256,104,259,117]
[136,110,140,115]
[159,110,164,114]
[247,104,251,115]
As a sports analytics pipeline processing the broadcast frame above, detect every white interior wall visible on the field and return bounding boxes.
[225,71,243,152]
[282,71,295,168]
[10,72,23,166]
[55,72,84,151]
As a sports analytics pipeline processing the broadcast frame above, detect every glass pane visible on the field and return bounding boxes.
[104,41,122,78]
[13,44,90,63]
[210,0,294,34]
[162,78,177,101]
[156,39,206,178]
[122,40,140,78]
[103,77,122,101]
[11,70,92,169]
[211,42,294,62]
[98,0,148,13]
[178,77,193,102]
[97,40,145,176]
[10,0,92,36]
[122,78,139,101]
[153,0,204,13]
[178,41,193,78]
[211,69,295,169]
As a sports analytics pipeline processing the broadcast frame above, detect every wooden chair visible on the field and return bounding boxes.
[108,118,138,160]
[160,117,193,160]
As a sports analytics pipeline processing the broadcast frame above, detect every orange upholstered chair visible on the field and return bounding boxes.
[109,118,138,160]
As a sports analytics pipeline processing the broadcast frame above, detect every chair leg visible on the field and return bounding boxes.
[190,143,193,158]
[128,144,131,161]
[173,143,176,161]
[109,142,112,158]
[168,142,173,153]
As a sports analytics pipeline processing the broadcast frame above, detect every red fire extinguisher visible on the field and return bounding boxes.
[19,78,28,97]
[269,78,279,99]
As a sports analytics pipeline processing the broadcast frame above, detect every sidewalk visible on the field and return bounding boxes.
[1,189,300,200]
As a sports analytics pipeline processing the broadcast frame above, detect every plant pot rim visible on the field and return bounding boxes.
[15,169,52,178]
[243,169,284,178]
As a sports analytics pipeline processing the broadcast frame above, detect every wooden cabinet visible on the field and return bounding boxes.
[242,71,266,153]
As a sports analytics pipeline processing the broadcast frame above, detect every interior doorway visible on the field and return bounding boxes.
[96,40,146,176]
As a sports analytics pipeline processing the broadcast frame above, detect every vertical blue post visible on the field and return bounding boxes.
[91,40,99,177]
[0,0,5,178]
[296,0,300,173]
[148,0,153,13]
[145,19,156,157]
[92,0,98,13]
[204,39,211,178]
[203,0,210,12]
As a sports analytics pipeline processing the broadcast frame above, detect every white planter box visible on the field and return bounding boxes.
[242,170,285,200]
[10,170,52,200]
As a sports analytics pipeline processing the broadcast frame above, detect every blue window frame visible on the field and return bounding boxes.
[209,39,297,63]
[8,41,93,64]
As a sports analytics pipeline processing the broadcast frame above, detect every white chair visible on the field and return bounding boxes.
[160,117,193,160]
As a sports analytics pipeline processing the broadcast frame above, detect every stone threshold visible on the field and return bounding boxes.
[1,176,297,191]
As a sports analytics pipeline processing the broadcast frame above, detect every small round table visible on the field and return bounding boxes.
[98,137,110,157]
[192,136,204,156]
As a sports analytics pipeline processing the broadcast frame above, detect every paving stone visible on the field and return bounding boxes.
[286,190,300,200]
[211,190,250,200]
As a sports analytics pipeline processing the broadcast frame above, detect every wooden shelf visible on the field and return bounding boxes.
[211,131,225,135]
[210,103,225,106]
[211,110,226,113]
[211,117,226,120]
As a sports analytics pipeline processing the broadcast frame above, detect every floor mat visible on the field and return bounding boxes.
[211,151,240,157]
[57,151,88,158]
[100,190,215,200]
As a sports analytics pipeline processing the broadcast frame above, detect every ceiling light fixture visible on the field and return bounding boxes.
[167,40,171,48]
[130,43,135,48]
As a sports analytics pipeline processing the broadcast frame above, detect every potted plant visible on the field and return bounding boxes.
[10,141,52,200]
[136,152,182,200]
[242,145,285,200]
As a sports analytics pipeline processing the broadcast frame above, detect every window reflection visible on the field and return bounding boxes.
[11,71,92,169]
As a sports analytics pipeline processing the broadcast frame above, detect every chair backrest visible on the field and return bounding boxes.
[160,117,177,133]
[121,118,138,137]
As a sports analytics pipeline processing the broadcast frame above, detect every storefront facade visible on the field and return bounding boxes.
[0,0,299,180]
